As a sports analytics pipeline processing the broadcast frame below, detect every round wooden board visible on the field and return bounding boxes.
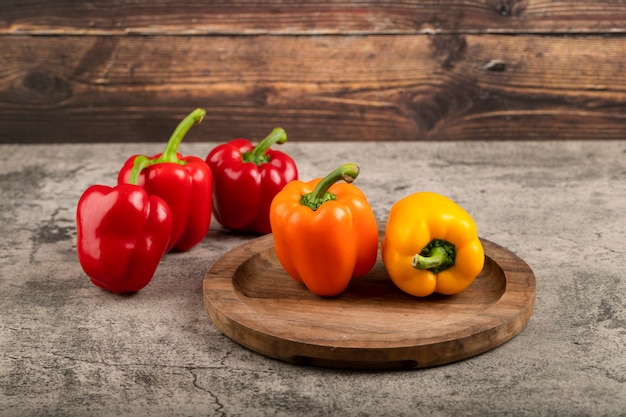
[203,234,536,370]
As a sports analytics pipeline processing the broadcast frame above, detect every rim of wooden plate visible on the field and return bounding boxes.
[203,234,536,370]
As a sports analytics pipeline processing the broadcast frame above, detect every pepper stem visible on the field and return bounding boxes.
[411,239,456,274]
[300,163,359,211]
[127,108,205,183]
[242,127,287,165]
[157,108,206,163]
[128,155,151,185]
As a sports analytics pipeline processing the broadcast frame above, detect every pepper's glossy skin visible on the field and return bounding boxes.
[269,177,378,297]
[117,109,212,252]
[382,191,485,297]
[207,138,297,234]
[118,154,212,252]
[76,184,172,294]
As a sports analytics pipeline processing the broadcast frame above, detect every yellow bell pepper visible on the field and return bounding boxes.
[381,191,484,297]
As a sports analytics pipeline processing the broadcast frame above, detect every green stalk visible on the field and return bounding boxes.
[128,108,205,184]
[300,163,359,211]
[242,127,287,165]
[411,239,456,274]
[128,155,151,185]
[157,108,206,164]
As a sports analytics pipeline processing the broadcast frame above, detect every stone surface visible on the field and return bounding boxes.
[0,141,624,416]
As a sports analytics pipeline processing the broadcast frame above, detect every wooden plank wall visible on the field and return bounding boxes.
[2,1,626,143]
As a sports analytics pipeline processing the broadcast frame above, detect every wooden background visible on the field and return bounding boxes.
[2,0,626,143]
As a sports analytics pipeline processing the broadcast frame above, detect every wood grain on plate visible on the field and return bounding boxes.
[203,234,535,370]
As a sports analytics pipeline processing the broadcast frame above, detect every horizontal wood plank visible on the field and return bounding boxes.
[3,0,626,35]
[1,34,625,142]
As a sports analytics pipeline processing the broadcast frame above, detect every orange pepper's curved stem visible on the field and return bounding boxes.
[300,163,359,210]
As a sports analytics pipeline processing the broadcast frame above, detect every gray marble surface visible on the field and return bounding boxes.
[1,141,624,417]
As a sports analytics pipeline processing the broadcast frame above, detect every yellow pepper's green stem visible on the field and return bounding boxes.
[242,127,287,165]
[300,163,359,211]
[411,239,456,274]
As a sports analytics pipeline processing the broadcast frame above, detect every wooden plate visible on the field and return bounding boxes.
[203,234,535,370]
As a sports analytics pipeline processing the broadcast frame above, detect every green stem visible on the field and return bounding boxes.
[128,155,151,185]
[157,108,206,163]
[242,127,287,165]
[300,163,359,210]
[411,239,456,274]
[127,108,205,184]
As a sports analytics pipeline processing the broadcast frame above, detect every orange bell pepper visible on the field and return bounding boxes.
[269,163,378,297]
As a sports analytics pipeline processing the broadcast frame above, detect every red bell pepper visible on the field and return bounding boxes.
[118,109,212,252]
[206,127,298,234]
[76,183,172,294]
